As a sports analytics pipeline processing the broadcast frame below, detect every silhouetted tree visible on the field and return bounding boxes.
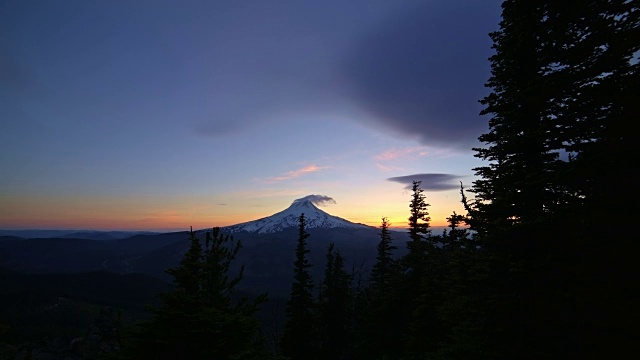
[404,180,432,284]
[407,180,431,252]
[369,217,398,299]
[441,211,467,248]
[356,217,401,360]
[467,0,638,357]
[382,180,443,357]
[432,209,488,359]
[315,243,351,360]
[281,214,315,360]
[126,228,267,359]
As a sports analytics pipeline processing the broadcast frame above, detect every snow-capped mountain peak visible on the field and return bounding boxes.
[223,198,370,233]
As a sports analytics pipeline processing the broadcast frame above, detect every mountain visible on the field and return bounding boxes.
[223,199,372,233]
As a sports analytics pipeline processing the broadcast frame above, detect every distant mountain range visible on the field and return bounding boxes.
[1,198,451,296]
[0,229,159,240]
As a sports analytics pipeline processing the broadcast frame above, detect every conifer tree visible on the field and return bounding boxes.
[467,0,638,357]
[472,0,638,233]
[472,1,559,236]
[126,228,267,359]
[433,210,487,359]
[404,184,444,357]
[468,2,578,356]
[356,217,401,360]
[369,217,397,298]
[442,211,468,248]
[316,243,351,360]
[281,213,315,360]
[405,180,431,274]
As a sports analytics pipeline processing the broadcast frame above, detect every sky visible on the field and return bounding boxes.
[1,0,503,231]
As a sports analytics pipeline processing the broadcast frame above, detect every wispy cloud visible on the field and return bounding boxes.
[375,146,429,161]
[374,146,428,172]
[266,164,328,183]
[375,163,405,173]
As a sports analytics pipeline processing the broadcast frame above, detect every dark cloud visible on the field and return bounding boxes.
[342,0,501,148]
[387,173,462,191]
[293,194,337,207]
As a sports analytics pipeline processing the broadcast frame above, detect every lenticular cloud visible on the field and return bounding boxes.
[293,194,337,207]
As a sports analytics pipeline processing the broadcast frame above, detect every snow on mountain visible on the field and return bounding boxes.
[223,199,372,233]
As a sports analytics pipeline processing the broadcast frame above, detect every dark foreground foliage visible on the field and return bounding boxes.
[120,228,272,359]
[279,1,637,359]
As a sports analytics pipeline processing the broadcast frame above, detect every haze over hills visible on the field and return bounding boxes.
[0,196,405,294]
[0,195,414,355]
[0,229,159,240]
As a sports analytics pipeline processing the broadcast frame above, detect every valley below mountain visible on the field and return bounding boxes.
[0,199,411,295]
[0,199,411,357]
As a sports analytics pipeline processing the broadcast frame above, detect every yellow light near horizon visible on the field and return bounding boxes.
[1,182,467,231]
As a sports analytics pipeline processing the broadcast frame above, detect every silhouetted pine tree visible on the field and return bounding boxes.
[406,180,431,267]
[432,209,489,359]
[395,180,445,357]
[540,1,638,355]
[441,211,467,249]
[406,224,445,355]
[125,228,268,359]
[355,217,401,360]
[468,1,581,356]
[369,217,398,300]
[280,214,315,360]
[315,243,351,360]
[467,0,638,357]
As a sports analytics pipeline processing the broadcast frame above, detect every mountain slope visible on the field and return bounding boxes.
[223,199,372,233]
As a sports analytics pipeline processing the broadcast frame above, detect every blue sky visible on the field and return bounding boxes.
[1,0,502,230]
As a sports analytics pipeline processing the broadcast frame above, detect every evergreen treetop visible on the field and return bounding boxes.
[125,227,267,359]
[281,213,315,360]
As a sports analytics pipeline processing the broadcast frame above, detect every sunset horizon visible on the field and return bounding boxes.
[1,0,497,233]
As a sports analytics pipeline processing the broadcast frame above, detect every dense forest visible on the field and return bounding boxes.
[2,0,636,359]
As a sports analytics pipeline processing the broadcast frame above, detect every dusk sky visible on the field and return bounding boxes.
[1,0,502,231]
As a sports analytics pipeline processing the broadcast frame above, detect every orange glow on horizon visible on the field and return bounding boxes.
[1,186,461,231]
[0,211,452,232]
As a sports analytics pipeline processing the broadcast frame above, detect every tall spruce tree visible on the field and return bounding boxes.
[126,228,267,359]
[281,213,315,360]
[369,217,397,298]
[405,186,445,357]
[473,0,638,235]
[356,217,401,360]
[433,210,488,359]
[469,1,580,356]
[405,180,431,274]
[315,243,351,360]
[468,0,638,357]
[472,1,559,235]
[442,211,468,248]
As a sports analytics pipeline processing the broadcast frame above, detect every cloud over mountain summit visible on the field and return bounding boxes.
[293,194,337,207]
